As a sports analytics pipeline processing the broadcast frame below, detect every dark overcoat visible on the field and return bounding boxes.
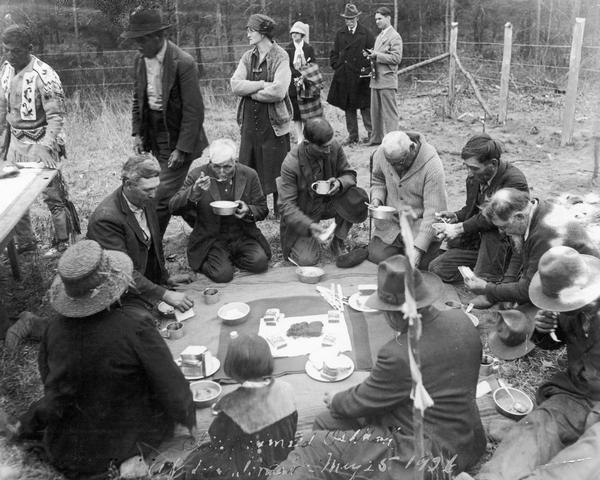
[326,23,374,110]
[19,307,194,477]
[132,40,208,161]
[169,163,271,271]
[87,186,169,301]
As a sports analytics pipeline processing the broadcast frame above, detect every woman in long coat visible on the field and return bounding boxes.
[231,14,292,215]
[285,21,316,144]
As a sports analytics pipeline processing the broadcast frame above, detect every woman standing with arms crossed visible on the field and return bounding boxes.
[231,14,292,216]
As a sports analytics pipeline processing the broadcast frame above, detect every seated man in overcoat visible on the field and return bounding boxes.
[169,138,270,283]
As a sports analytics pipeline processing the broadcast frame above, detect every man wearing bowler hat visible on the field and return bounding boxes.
[277,117,369,266]
[122,7,208,240]
[273,255,485,479]
[457,246,600,480]
[327,3,375,145]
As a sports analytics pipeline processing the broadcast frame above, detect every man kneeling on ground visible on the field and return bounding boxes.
[169,138,270,282]
[368,131,447,268]
[277,117,368,266]
[456,246,600,480]
[272,255,485,479]
[14,240,194,479]
[429,134,529,283]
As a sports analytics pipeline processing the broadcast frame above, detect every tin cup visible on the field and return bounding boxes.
[311,180,331,195]
[480,354,497,377]
[160,321,185,340]
[203,288,220,305]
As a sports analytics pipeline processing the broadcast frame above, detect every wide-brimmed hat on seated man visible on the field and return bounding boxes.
[49,240,133,318]
[365,254,443,311]
[121,7,171,39]
[529,245,600,312]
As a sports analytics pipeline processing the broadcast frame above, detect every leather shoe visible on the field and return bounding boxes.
[336,246,368,268]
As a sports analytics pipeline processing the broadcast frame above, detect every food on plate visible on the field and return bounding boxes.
[263,308,282,326]
[327,310,341,323]
[321,334,336,347]
[194,388,215,401]
[321,356,347,380]
[286,321,323,338]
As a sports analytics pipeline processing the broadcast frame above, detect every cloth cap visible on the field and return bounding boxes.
[247,14,276,36]
[290,21,309,37]
[341,4,362,18]
[121,8,171,39]
[365,255,442,311]
[529,246,600,312]
[488,308,537,360]
[49,240,133,318]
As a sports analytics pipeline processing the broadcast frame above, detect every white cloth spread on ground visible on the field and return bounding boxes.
[258,313,352,357]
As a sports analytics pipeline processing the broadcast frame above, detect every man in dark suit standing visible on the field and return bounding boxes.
[327,3,374,145]
[122,7,208,240]
[87,154,194,312]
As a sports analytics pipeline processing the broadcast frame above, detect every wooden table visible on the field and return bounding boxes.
[0,167,58,279]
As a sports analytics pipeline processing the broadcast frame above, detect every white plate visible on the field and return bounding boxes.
[348,292,378,313]
[305,350,354,382]
[176,356,221,381]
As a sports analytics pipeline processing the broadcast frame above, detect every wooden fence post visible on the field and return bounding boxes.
[447,22,458,117]
[498,22,512,124]
[561,17,585,146]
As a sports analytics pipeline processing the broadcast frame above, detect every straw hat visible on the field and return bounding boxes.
[340,4,361,19]
[365,255,442,311]
[290,21,309,37]
[121,8,171,39]
[529,246,600,312]
[49,240,133,318]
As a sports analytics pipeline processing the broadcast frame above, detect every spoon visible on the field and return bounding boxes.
[288,257,301,268]
[503,386,527,413]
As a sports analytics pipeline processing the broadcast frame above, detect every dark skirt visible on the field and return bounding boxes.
[239,99,290,195]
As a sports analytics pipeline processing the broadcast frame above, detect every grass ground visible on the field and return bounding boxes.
[0,78,598,478]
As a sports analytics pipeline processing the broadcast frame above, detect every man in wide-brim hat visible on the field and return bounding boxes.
[123,7,208,240]
[456,246,600,480]
[14,240,194,478]
[273,255,486,479]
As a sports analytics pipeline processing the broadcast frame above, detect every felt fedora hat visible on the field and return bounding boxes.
[488,309,536,360]
[529,246,600,312]
[340,4,362,18]
[334,186,369,224]
[121,8,171,39]
[365,255,442,311]
[49,240,133,318]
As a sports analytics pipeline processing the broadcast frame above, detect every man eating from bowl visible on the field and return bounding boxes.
[456,246,600,480]
[169,138,270,282]
[368,130,447,268]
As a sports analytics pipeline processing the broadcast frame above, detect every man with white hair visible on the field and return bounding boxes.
[368,131,447,268]
[169,138,270,282]
[463,188,599,308]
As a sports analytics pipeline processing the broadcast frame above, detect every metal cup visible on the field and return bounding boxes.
[480,354,497,377]
[161,321,184,340]
[203,287,220,305]
[311,180,331,195]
